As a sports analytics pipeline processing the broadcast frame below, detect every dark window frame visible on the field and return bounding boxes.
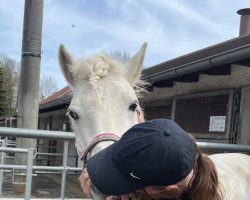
[172,90,234,140]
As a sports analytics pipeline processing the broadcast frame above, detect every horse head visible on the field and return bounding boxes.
[58,43,147,161]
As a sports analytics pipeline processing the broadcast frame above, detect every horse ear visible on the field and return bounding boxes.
[125,43,147,86]
[58,44,76,87]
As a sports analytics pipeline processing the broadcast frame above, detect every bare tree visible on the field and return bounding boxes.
[99,49,130,63]
[0,53,20,113]
[40,74,59,100]
[0,66,7,116]
[109,50,130,63]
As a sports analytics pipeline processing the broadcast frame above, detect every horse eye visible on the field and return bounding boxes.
[67,110,79,120]
[129,102,137,111]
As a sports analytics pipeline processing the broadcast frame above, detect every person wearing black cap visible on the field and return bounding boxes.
[79,119,222,200]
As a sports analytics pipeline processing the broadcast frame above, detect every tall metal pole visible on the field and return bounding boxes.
[15,0,44,192]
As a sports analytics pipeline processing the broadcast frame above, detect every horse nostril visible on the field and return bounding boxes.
[67,110,79,120]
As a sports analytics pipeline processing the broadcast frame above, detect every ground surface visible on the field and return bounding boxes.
[1,172,87,199]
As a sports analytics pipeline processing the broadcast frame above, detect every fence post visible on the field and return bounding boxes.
[61,141,69,199]
[24,148,34,200]
[0,139,6,196]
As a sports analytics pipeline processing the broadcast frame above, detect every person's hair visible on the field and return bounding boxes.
[186,134,223,200]
[130,134,223,200]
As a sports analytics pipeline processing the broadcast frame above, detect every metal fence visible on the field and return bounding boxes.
[0,127,89,200]
[0,127,250,200]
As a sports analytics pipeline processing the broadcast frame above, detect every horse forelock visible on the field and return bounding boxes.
[73,54,148,94]
[74,54,123,87]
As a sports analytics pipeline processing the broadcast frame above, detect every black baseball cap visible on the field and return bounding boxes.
[87,119,195,195]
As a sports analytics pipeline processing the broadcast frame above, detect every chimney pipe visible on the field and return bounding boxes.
[237,8,250,37]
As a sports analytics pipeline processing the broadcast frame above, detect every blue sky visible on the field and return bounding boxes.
[0,0,249,89]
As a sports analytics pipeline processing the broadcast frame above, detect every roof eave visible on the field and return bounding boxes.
[142,35,250,86]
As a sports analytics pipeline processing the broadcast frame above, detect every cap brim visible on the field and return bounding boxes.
[87,142,143,195]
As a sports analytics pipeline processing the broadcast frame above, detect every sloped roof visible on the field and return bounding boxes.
[142,35,250,87]
[39,86,73,112]
[39,86,71,105]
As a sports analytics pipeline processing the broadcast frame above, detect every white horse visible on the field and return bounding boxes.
[58,44,250,200]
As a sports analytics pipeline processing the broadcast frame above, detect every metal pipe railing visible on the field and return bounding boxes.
[0,127,75,141]
[0,127,83,199]
[0,139,6,196]
[197,142,250,152]
[0,146,34,200]
[0,146,82,200]
[0,164,82,172]
[0,127,250,200]
[36,152,63,156]
[1,127,250,153]
[37,145,57,149]
[0,147,29,154]
[61,141,69,199]
[25,149,34,200]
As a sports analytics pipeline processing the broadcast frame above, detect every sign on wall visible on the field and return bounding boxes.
[209,116,226,132]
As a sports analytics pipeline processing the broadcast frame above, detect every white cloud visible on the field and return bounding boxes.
[0,0,248,89]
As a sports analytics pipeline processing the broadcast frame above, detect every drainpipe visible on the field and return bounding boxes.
[237,8,250,36]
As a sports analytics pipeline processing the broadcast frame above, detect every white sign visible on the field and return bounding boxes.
[63,123,66,131]
[209,116,226,132]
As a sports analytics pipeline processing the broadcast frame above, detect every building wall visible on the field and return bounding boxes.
[0,121,5,127]
[148,65,250,101]
[143,99,172,120]
[0,117,17,128]
[143,65,250,145]
[38,108,78,167]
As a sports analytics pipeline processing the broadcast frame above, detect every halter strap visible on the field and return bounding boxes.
[81,133,120,166]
